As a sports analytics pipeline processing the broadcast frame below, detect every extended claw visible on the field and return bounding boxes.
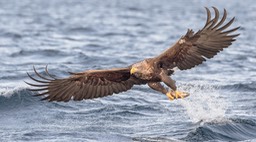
[166,91,175,100]
[175,91,184,99]
[166,90,189,101]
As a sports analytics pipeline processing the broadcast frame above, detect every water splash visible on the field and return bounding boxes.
[178,81,230,123]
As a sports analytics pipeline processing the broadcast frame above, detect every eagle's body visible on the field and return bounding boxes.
[27,7,239,102]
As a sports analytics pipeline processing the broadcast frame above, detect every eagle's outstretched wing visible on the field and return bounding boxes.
[26,66,141,102]
[153,7,240,70]
[26,7,240,102]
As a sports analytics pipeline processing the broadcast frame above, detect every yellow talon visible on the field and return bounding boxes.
[175,91,184,99]
[166,90,190,101]
[166,91,174,100]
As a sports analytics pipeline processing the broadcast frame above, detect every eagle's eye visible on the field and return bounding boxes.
[158,62,163,68]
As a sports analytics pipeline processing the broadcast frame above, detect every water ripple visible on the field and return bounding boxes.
[0,0,256,141]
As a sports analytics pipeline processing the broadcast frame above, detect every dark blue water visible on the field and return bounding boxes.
[0,0,256,141]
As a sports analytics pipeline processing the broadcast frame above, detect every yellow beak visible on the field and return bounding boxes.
[130,67,137,74]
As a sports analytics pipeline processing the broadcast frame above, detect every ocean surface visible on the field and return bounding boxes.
[0,0,255,141]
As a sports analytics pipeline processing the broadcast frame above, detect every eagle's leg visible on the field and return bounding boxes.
[148,82,174,100]
[148,82,167,94]
[159,69,189,100]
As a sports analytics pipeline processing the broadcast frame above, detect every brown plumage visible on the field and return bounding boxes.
[26,7,239,102]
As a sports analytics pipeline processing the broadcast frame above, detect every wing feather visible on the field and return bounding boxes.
[87,84,94,99]
[26,66,141,102]
[153,7,239,70]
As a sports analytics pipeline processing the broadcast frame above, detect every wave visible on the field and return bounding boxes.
[133,137,182,142]
[182,118,256,141]
[0,31,22,39]
[179,81,256,92]
[176,82,256,141]
[132,117,256,142]
[0,87,40,110]
[220,82,256,92]
[66,26,96,35]
[10,49,68,57]
[0,87,82,111]
[0,85,255,142]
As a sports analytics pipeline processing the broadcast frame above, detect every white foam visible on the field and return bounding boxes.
[178,81,230,123]
[0,83,27,98]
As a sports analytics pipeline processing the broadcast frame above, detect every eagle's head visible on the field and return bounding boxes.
[130,59,157,80]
